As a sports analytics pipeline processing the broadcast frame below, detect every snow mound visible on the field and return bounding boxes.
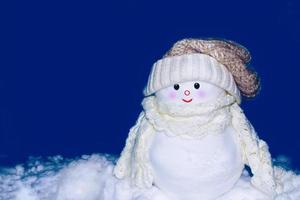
[0,154,299,200]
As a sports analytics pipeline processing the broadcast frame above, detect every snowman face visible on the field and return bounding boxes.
[155,80,226,106]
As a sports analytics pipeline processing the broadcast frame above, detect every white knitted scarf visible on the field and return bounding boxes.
[142,94,235,139]
[114,95,278,197]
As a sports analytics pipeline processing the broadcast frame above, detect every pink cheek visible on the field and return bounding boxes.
[168,91,177,100]
[196,90,206,98]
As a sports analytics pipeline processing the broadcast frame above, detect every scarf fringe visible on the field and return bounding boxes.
[113,111,155,188]
[230,103,280,197]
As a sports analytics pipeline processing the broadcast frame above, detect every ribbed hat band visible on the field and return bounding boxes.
[143,53,241,104]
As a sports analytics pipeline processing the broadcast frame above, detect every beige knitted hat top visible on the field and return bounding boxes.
[143,38,260,104]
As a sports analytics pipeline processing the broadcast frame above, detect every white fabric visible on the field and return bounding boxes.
[142,94,234,139]
[143,53,241,103]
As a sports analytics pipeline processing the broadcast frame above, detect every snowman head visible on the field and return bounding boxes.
[155,80,226,106]
[143,53,241,105]
[143,39,261,105]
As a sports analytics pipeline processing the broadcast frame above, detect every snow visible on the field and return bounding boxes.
[148,127,244,200]
[0,154,299,200]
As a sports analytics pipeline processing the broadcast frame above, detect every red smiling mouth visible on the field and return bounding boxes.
[182,98,193,103]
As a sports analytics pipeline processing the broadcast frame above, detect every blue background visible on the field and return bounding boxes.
[2,0,300,168]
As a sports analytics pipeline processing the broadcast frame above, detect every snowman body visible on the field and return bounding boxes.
[149,123,244,200]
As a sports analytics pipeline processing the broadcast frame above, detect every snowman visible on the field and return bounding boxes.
[114,38,279,199]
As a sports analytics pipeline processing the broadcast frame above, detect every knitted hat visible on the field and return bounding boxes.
[143,38,260,104]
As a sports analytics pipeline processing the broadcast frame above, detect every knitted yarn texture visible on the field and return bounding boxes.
[143,53,241,103]
[143,93,234,139]
[162,38,260,98]
[114,95,278,197]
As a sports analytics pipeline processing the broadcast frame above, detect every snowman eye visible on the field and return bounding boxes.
[194,82,200,89]
[173,84,180,90]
